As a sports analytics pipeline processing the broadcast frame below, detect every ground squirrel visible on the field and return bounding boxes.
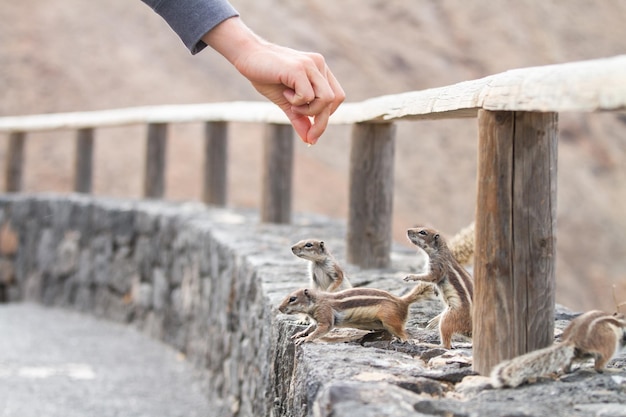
[291,239,352,292]
[423,222,474,331]
[403,226,474,349]
[491,310,626,388]
[278,282,436,345]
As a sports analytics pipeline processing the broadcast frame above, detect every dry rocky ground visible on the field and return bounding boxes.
[1,0,626,311]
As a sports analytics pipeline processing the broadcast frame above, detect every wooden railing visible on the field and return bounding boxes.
[2,55,626,375]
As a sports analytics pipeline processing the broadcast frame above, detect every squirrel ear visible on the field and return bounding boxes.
[434,234,440,240]
[304,288,310,298]
[320,241,325,251]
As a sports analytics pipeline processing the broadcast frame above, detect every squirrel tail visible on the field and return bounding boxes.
[490,342,576,388]
[448,221,475,266]
[402,281,437,304]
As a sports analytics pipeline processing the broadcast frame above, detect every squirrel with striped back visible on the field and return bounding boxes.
[403,226,474,349]
[491,309,626,388]
[278,282,436,345]
[291,239,352,292]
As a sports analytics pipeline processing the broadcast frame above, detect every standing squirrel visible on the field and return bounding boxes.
[491,310,626,388]
[403,226,474,349]
[291,239,352,292]
[278,282,436,345]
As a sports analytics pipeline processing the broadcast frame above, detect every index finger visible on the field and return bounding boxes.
[306,107,331,144]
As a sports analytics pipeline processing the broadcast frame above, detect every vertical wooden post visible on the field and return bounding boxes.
[5,132,25,192]
[473,110,558,376]
[203,121,228,206]
[346,122,396,269]
[74,128,94,193]
[144,123,167,199]
[261,124,293,223]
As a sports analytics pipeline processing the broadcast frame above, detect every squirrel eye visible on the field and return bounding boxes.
[304,243,313,248]
[289,296,297,303]
[418,230,427,236]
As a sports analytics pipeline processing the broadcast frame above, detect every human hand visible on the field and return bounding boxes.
[203,17,345,145]
[235,44,344,145]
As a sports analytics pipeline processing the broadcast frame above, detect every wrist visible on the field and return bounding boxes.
[201,17,265,69]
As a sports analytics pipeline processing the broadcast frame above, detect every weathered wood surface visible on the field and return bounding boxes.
[1,55,624,132]
[0,102,286,132]
[345,54,626,123]
[203,122,228,206]
[473,110,558,376]
[261,124,294,224]
[347,123,395,268]
[144,123,167,199]
[5,132,25,192]
[74,128,94,193]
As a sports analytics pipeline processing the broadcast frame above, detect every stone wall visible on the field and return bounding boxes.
[0,194,419,416]
[0,194,317,416]
[1,194,624,417]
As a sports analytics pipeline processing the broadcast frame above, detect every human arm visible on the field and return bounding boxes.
[140,0,344,144]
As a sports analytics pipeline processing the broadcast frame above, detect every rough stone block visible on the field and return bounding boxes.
[36,229,55,273]
[77,248,93,285]
[91,234,113,285]
[55,231,80,277]
[132,280,153,309]
[109,246,137,295]
[112,209,136,246]
[134,235,156,282]
[152,268,169,311]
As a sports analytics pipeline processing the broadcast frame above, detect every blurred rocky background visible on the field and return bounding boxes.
[1,0,625,311]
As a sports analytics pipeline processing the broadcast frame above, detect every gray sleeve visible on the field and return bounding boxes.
[141,0,239,55]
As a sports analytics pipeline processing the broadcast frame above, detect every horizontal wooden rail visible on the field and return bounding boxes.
[1,55,624,133]
[340,53,626,123]
[0,102,286,132]
[2,54,626,378]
